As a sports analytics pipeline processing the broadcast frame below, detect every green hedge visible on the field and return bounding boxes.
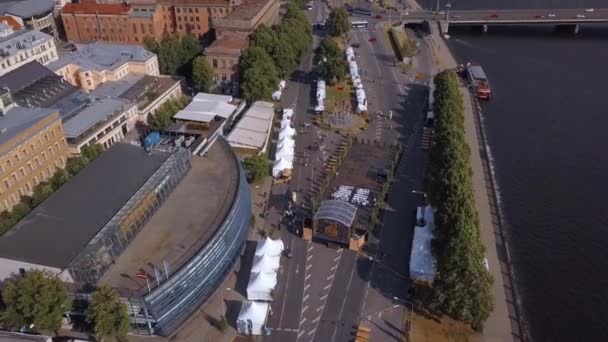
[428,70,493,331]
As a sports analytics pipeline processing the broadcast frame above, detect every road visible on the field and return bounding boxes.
[401,8,608,24]
[263,1,437,341]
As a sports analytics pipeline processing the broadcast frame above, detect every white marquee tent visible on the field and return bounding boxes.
[274,146,294,162]
[277,137,295,150]
[255,237,285,257]
[251,253,281,273]
[410,205,437,284]
[246,271,278,301]
[237,300,269,335]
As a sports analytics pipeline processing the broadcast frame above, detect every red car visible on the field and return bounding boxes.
[375,14,382,19]
[489,13,498,18]
[534,15,543,19]
[369,37,376,42]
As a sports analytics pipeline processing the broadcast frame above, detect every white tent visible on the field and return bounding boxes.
[349,61,359,78]
[246,271,278,301]
[255,237,285,257]
[277,137,295,150]
[272,157,293,177]
[275,146,294,161]
[345,47,355,61]
[252,253,281,273]
[272,90,282,101]
[237,301,269,335]
[280,118,292,129]
[279,80,287,90]
[283,108,294,120]
[278,125,296,140]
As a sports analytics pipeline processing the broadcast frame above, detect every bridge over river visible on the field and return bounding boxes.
[400,8,608,34]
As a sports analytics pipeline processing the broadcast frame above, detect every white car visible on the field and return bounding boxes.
[585,8,594,12]
[576,14,586,18]
[547,13,556,18]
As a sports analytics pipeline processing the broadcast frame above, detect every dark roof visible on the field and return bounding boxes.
[314,199,357,227]
[0,61,56,93]
[0,143,170,269]
[3,0,53,19]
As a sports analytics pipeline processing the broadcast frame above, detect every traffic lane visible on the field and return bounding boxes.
[328,255,372,342]
[271,236,307,330]
[312,251,365,341]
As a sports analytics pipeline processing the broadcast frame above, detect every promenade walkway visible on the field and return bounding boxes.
[402,0,520,341]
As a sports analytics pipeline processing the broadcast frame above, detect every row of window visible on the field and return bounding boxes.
[0,45,55,70]
[177,16,200,23]
[0,126,62,175]
[1,143,64,189]
[0,158,65,212]
[211,58,237,69]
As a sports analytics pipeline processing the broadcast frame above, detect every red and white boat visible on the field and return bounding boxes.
[466,63,491,100]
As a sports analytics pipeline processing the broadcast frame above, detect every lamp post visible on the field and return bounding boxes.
[393,296,415,341]
[445,2,452,22]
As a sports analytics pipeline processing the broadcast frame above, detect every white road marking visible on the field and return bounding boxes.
[327,274,334,280]
[330,265,338,271]
[308,329,316,336]
[312,316,321,324]
[300,317,307,325]
[316,306,324,312]
[305,284,311,291]
[324,284,332,290]
[320,294,328,300]
[302,305,309,313]
[305,274,311,280]
[298,329,306,338]
[307,255,313,261]
[306,264,312,271]
[333,256,341,262]
[303,294,310,302]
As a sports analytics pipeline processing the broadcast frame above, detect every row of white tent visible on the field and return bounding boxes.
[272,109,296,178]
[315,79,326,112]
[238,238,285,335]
[345,47,367,113]
[272,80,287,101]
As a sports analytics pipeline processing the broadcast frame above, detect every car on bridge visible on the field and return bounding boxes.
[585,8,594,12]
[489,13,499,18]
[534,15,544,19]
[548,13,556,18]
[576,14,586,18]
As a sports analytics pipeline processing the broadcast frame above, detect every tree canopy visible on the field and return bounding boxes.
[428,70,494,331]
[314,38,346,83]
[240,4,311,97]
[192,56,214,92]
[145,34,202,78]
[1,270,70,332]
[148,96,190,130]
[327,8,351,37]
[243,154,269,183]
[86,286,130,342]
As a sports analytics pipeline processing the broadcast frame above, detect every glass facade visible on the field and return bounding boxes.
[143,161,251,336]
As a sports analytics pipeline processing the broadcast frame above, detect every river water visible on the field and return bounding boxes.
[416,0,608,341]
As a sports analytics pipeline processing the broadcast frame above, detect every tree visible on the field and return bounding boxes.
[66,156,89,176]
[327,8,350,37]
[143,36,159,53]
[192,56,214,92]
[49,169,70,190]
[86,286,130,342]
[250,24,278,54]
[82,144,104,161]
[428,70,494,331]
[31,183,54,207]
[240,47,279,101]
[158,34,182,75]
[1,270,70,332]
[9,202,30,221]
[314,38,346,83]
[243,155,269,183]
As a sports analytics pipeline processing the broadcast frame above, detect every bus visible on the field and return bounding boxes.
[351,8,372,16]
[351,21,369,28]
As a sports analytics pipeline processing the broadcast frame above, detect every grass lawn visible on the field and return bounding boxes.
[384,24,418,61]
[326,81,351,103]
[410,313,481,342]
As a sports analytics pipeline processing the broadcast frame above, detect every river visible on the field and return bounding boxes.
[416,0,608,341]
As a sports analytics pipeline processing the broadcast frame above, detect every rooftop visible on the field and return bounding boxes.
[92,74,181,110]
[0,0,54,19]
[100,140,239,291]
[0,16,23,30]
[205,33,249,55]
[0,28,54,60]
[174,92,238,123]
[47,42,155,73]
[0,143,171,269]
[61,2,131,15]
[224,0,269,22]
[314,200,358,227]
[0,61,56,93]
[226,101,274,150]
[0,106,59,152]
[62,96,133,140]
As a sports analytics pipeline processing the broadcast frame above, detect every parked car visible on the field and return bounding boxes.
[547,13,556,18]
[534,15,543,19]
[576,14,586,18]
[375,14,382,19]
[369,37,376,42]
[585,8,594,12]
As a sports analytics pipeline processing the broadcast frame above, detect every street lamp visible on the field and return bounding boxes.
[445,2,452,22]
[393,296,415,340]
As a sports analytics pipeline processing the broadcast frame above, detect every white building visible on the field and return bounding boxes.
[0,24,57,76]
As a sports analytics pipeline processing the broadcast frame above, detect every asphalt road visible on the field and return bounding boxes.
[402,8,608,23]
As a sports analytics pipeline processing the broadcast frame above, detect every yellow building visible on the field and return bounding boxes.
[0,107,69,212]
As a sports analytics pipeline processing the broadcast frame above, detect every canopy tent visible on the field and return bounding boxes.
[282,108,294,120]
[280,118,292,129]
[272,157,293,177]
[275,146,294,162]
[246,271,278,301]
[237,301,269,335]
[410,205,436,284]
[349,61,359,78]
[272,90,282,101]
[345,47,355,61]
[356,88,367,113]
[251,253,281,273]
[277,137,295,150]
[255,237,285,257]
[278,125,296,140]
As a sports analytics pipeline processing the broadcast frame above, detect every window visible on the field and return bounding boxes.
[222,74,227,81]
[220,59,225,68]
[48,147,53,155]
[189,8,193,13]
[11,174,17,182]
[196,16,200,22]
[3,179,8,189]
[195,8,199,13]
[140,23,145,33]
[179,24,183,30]
[19,168,25,177]
[42,152,46,161]
[212,59,217,68]
[27,163,32,171]
[44,134,49,142]
[149,24,153,34]
[177,8,181,12]
[133,23,137,34]
[35,158,40,166]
